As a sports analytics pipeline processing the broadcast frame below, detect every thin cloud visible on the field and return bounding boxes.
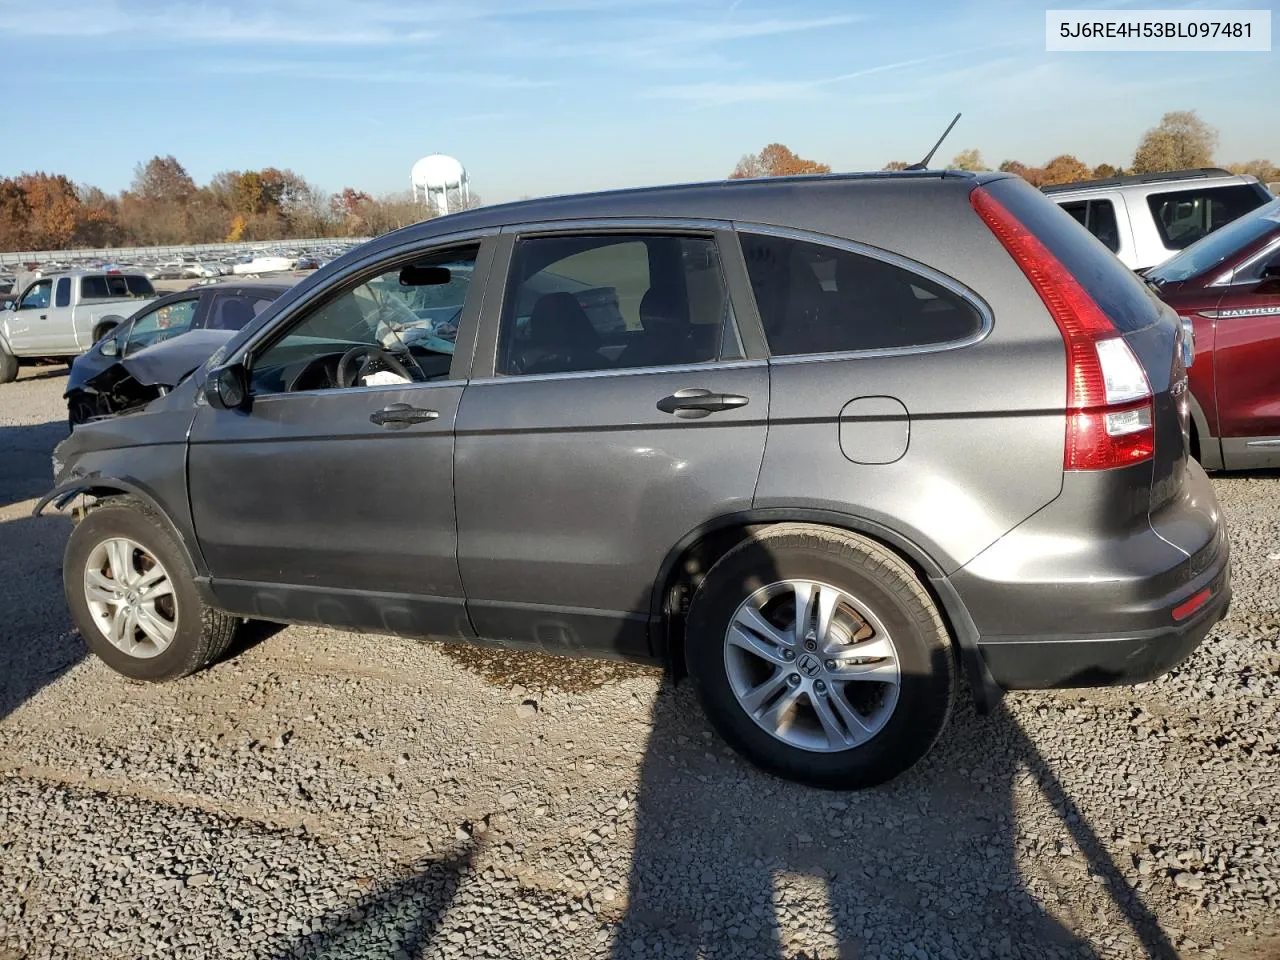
[643,51,986,106]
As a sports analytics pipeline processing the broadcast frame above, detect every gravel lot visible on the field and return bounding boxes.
[1,365,1278,960]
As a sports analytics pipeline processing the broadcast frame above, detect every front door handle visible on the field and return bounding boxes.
[656,388,750,419]
[39,313,47,320]
[370,403,440,428]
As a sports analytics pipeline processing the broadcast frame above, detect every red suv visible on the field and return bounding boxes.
[1148,197,1280,469]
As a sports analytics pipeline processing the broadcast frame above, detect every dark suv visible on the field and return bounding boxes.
[1145,197,1280,470]
[38,172,1230,788]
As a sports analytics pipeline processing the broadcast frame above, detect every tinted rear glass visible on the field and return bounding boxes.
[1147,184,1269,250]
[740,233,984,355]
[80,274,155,299]
[985,177,1161,334]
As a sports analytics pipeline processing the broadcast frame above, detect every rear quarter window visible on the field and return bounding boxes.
[1148,184,1269,250]
[739,232,984,356]
[986,178,1161,334]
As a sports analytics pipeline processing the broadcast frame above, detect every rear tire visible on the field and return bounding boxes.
[685,524,955,789]
[64,496,239,681]
[0,346,18,384]
[91,322,117,343]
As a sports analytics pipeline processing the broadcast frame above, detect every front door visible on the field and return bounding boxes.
[187,244,487,639]
[7,278,53,353]
[1214,245,1280,466]
[455,227,768,660]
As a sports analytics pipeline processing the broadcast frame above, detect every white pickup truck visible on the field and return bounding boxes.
[0,270,157,383]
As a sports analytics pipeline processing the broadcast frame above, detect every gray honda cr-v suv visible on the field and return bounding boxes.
[38,171,1230,788]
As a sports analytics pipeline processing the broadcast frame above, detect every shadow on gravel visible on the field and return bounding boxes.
[614,691,1181,959]
[0,512,81,722]
[0,418,83,722]
[0,420,67,508]
[268,845,476,960]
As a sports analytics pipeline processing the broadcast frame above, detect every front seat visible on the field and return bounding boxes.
[517,292,605,374]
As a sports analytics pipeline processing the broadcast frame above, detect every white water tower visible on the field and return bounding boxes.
[411,154,470,215]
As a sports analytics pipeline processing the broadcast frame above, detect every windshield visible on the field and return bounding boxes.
[1147,198,1280,284]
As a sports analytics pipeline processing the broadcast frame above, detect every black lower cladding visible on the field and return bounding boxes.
[978,568,1230,689]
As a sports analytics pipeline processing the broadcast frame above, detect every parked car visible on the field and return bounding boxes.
[1146,197,1280,470]
[37,171,1229,788]
[1042,168,1272,271]
[66,280,294,426]
[0,270,157,383]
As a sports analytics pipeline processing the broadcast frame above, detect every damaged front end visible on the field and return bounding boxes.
[69,329,235,427]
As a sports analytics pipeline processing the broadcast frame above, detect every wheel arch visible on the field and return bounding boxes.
[1186,390,1222,470]
[35,478,209,582]
[649,508,998,709]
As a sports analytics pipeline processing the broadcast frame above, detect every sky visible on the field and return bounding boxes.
[2,0,1276,203]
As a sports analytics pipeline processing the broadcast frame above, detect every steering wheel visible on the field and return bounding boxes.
[336,345,416,388]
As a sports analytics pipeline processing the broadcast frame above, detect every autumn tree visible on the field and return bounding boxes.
[131,155,197,204]
[997,160,1046,187]
[1040,154,1090,186]
[882,161,911,171]
[1227,160,1280,183]
[1091,163,1123,179]
[13,174,81,249]
[950,149,989,172]
[1132,111,1218,173]
[730,143,831,179]
[0,178,31,250]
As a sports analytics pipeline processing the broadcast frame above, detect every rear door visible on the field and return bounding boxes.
[1212,241,1280,464]
[454,223,768,660]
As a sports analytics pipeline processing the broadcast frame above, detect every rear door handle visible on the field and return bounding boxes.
[370,403,440,428]
[656,388,750,419]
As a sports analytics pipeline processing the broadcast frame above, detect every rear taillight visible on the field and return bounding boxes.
[971,187,1154,470]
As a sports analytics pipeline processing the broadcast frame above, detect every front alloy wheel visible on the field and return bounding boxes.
[83,537,178,659]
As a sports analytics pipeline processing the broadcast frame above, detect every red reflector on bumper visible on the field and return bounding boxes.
[1172,588,1212,622]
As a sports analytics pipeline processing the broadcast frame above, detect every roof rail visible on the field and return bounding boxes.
[1041,168,1236,194]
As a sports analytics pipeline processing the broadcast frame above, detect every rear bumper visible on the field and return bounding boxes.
[975,563,1229,688]
[941,461,1230,691]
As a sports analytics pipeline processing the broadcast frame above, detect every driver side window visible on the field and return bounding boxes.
[126,298,199,355]
[19,280,51,310]
[249,246,478,396]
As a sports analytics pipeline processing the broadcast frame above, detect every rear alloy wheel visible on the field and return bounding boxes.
[65,497,239,680]
[723,579,901,753]
[686,524,955,789]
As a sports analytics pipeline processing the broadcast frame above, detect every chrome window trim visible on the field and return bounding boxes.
[500,216,733,236]
[249,378,466,405]
[1210,236,1280,287]
[731,222,995,361]
[465,358,766,388]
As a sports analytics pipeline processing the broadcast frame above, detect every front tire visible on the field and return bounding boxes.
[0,345,18,384]
[64,497,239,681]
[685,524,955,789]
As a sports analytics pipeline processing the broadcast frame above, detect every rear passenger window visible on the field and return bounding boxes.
[739,233,983,356]
[497,234,739,376]
[55,277,71,307]
[1148,185,1268,250]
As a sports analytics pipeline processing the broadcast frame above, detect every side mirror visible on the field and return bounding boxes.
[204,363,248,410]
[100,338,120,358]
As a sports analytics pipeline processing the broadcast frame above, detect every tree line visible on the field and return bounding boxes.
[0,156,476,253]
[733,111,1279,187]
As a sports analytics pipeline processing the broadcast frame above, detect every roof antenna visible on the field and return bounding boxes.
[905,112,961,171]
